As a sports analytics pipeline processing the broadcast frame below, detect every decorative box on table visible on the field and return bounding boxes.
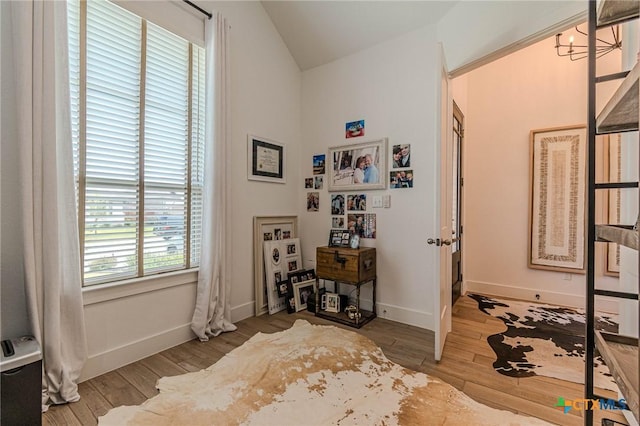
[314,246,376,328]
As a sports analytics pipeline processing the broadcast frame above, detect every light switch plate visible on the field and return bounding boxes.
[383,195,391,208]
[372,196,383,208]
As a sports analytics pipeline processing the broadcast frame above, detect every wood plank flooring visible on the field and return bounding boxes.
[43,295,629,425]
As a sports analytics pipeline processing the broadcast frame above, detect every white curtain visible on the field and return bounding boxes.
[191,12,237,341]
[10,0,87,410]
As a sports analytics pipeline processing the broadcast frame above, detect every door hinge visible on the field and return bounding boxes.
[460,225,463,235]
[460,177,464,186]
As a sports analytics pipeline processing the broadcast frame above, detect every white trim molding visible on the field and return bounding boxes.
[83,269,198,305]
[464,280,620,313]
[376,302,433,330]
[80,323,195,382]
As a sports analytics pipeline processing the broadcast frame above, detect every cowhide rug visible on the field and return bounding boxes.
[99,319,549,425]
[469,293,619,391]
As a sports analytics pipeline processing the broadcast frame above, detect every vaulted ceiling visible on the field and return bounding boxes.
[261,1,458,71]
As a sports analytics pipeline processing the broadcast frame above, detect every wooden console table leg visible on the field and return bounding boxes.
[315,277,319,315]
[355,284,361,325]
[373,277,377,315]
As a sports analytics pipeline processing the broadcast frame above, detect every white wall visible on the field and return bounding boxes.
[438,1,586,75]
[301,26,440,329]
[77,0,301,381]
[456,30,622,309]
[206,0,302,320]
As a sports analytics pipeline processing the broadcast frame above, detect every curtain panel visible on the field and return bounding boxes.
[191,12,236,340]
[10,0,87,409]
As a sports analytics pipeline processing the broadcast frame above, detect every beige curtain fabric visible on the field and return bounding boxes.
[10,0,87,410]
[191,13,237,341]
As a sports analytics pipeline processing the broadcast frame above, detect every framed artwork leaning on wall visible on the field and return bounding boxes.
[253,216,298,316]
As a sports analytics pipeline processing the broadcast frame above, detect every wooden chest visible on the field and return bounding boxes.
[316,246,376,284]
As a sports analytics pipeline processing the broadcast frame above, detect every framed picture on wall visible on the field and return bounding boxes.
[528,125,586,273]
[328,138,387,191]
[345,119,365,138]
[313,154,326,175]
[247,134,286,183]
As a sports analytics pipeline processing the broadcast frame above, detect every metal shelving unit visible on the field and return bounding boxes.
[586,0,640,424]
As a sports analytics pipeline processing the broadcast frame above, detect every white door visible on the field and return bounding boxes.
[431,45,453,361]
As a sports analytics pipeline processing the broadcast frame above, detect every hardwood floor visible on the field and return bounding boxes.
[43,295,628,425]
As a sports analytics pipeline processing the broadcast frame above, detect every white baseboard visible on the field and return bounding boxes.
[81,300,259,382]
[376,302,432,330]
[231,298,433,330]
[79,301,431,382]
[464,280,620,313]
[231,301,255,323]
[80,323,195,382]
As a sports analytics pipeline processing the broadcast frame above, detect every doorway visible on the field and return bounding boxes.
[434,11,589,362]
[451,101,463,305]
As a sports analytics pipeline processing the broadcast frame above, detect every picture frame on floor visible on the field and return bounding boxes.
[253,216,298,316]
[292,279,315,312]
[325,293,340,313]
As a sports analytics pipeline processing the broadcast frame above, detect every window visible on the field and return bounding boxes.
[68,0,205,286]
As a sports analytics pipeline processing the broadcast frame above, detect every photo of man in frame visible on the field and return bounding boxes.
[332,146,380,185]
[347,194,366,211]
[298,284,313,305]
[392,144,410,168]
[331,194,345,215]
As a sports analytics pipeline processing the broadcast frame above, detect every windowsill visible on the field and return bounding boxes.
[82,268,199,306]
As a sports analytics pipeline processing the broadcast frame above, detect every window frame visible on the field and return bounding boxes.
[70,0,205,287]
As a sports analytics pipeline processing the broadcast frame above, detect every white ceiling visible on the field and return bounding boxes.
[261,1,458,71]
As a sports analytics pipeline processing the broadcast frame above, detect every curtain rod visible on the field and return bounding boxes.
[182,0,212,20]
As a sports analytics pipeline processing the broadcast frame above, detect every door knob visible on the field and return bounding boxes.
[427,238,451,247]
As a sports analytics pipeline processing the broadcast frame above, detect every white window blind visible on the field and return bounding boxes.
[190,47,205,266]
[68,0,205,286]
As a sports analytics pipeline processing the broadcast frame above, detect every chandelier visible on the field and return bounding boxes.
[555,25,621,61]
